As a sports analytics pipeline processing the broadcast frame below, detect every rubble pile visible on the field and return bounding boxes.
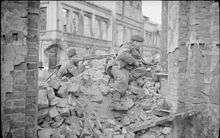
[37,36,173,138]
[37,60,173,138]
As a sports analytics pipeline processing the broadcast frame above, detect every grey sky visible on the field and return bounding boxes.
[142,1,162,24]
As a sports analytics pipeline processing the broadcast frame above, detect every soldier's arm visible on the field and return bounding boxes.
[70,57,83,65]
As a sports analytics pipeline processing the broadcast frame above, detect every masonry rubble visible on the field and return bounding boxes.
[37,43,174,138]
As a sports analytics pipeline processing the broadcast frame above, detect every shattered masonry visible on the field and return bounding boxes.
[1,1,219,138]
[36,42,174,138]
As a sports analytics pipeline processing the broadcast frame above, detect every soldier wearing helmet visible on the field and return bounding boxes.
[56,48,85,79]
[105,35,145,114]
[116,35,144,70]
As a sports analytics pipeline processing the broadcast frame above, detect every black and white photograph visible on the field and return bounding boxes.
[1,1,219,138]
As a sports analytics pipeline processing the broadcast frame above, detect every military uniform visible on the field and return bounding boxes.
[106,35,145,113]
[56,48,85,79]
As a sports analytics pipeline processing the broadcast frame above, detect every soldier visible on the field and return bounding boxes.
[116,35,144,70]
[56,48,85,79]
[106,35,145,114]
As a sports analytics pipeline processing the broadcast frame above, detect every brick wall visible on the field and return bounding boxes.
[163,1,219,137]
[1,1,40,137]
[161,1,168,72]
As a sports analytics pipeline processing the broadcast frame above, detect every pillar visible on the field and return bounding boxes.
[163,1,219,137]
[1,1,40,137]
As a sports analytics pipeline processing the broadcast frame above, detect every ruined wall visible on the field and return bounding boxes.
[1,1,40,137]
[163,1,219,137]
[161,1,168,72]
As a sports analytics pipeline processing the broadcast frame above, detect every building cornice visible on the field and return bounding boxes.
[116,13,143,25]
[77,1,112,16]
[116,19,143,31]
[62,3,81,11]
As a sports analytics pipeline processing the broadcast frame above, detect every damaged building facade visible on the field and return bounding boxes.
[39,1,144,70]
[1,1,219,138]
[143,16,161,63]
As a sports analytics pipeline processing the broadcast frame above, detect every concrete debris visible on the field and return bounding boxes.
[37,41,173,138]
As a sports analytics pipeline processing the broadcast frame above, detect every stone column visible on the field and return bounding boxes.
[164,1,219,137]
[161,1,168,73]
[79,10,84,35]
[1,1,40,138]
[91,13,95,37]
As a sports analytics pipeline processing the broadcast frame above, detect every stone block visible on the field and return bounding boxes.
[26,41,38,49]
[4,108,25,114]
[56,98,69,108]
[26,70,37,83]
[26,95,37,105]
[161,127,172,135]
[138,133,156,138]
[49,107,59,118]
[28,14,39,29]
[25,103,37,115]
[58,84,68,98]
[38,89,49,106]
[11,127,25,138]
[25,55,38,62]
[27,47,38,56]
[47,87,56,102]
[48,78,61,90]
[25,128,37,138]
[5,99,26,109]
[27,29,38,42]
[38,128,54,138]
[50,97,62,106]
[14,62,27,70]
[27,62,38,69]
[113,134,125,138]
[25,115,36,128]
[12,70,26,85]
[67,82,80,93]
[5,91,26,100]
[38,108,49,119]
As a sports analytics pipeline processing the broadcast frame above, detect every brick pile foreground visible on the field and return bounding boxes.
[37,57,177,138]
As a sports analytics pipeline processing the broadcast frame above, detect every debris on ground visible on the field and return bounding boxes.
[37,38,191,138]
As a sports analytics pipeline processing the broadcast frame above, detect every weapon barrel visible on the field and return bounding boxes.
[71,54,114,62]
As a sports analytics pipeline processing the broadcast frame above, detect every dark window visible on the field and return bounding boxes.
[63,25,67,32]
[48,53,57,69]
[129,1,133,6]
[12,33,18,41]
[63,8,69,32]
[48,47,58,69]
[40,7,47,31]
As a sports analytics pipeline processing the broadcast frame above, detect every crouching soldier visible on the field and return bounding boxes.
[56,48,85,79]
[105,35,145,114]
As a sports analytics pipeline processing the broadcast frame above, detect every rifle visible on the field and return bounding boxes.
[70,54,115,63]
[41,54,114,84]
